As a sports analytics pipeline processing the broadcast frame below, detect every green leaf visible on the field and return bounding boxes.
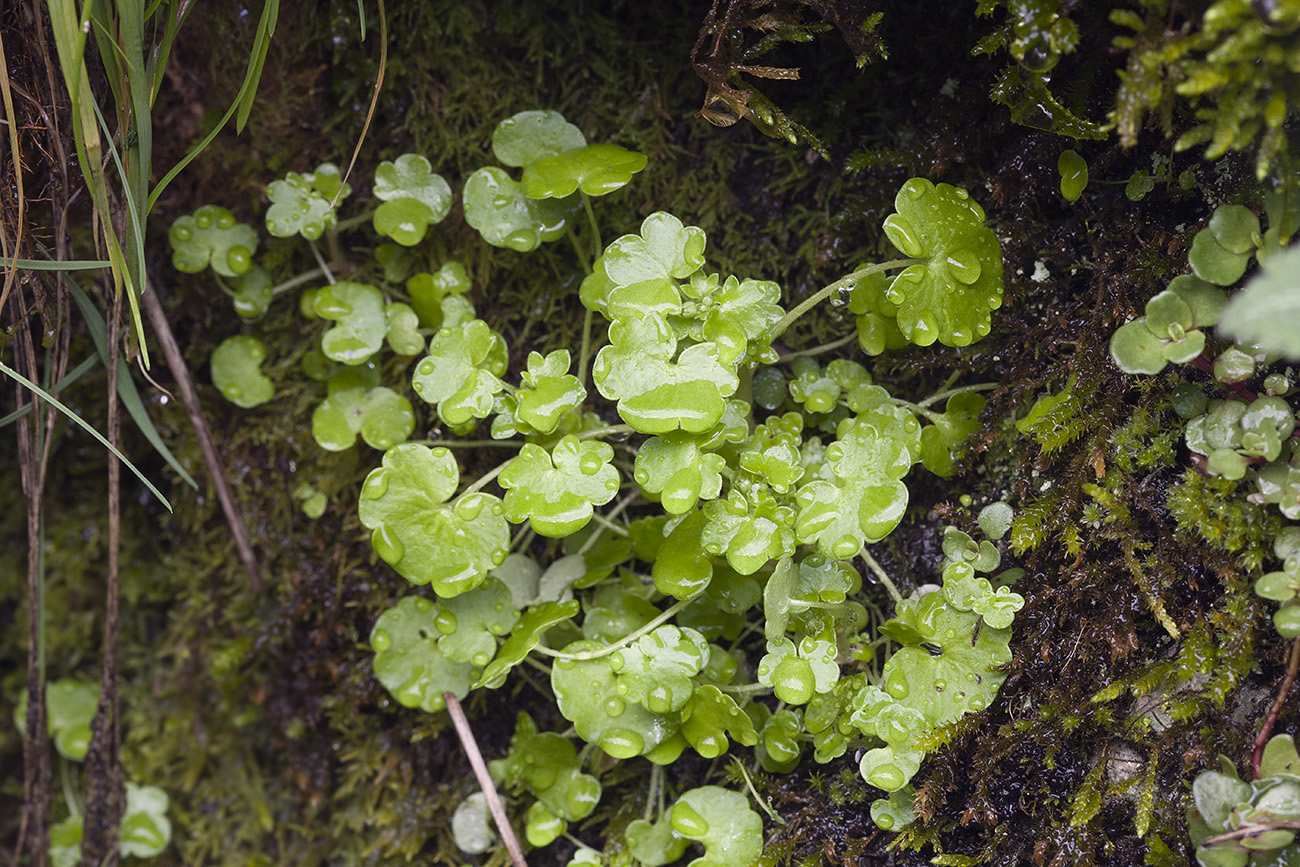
[738,413,805,493]
[794,417,912,559]
[522,143,648,198]
[412,319,508,425]
[635,432,726,514]
[452,792,496,854]
[847,270,909,356]
[169,205,258,278]
[463,166,578,252]
[385,301,425,356]
[652,510,714,599]
[433,577,520,666]
[670,786,764,867]
[881,178,1004,347]
[370,595,475,713]
[1259,734,1300,779]
[679,273,785,358]
[515,350,587,435]
[758,707,804,771]
[265,164,348,240]
[119,783,171,857]
[491,110,586,168]
[870,787,917,831]
[626,815,690,867]
[1209,205,1261,256]
[681,684,758,758]
[919,392,986,477]
[499,435,621,536]
[210,335,274,408]
[593,312,739,434]
[1189,227,1251,286]
[602,212,707,296]
[1057,150,1088,201]
[358,444,510,596]
[311,385,414,451]
[49,816,81,867]
[476,600,581,688]
[551,639,680,759]
[977,502,1014,541]
[1219,243,1300,359]
[701,482,797,576]
[314,281,387,365]
[1193,769,1251,830]
[230,265,273,318]
[1109,318,1170,375]
[758,635,839,704]
[15,679,99,761]
[371,154,453,246]
[407,262,472,328]
[608,624,709,714]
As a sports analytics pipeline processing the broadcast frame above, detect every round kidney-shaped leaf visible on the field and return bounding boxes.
[210,336,274,408]
[881,179,1004,347]
[412,319,508,425]
[435,577,520,667]
[492,110,586,168]
[463,166,577,252]
[499,435,620,536]
[670,786,764,867]
[265,164,348,240]
[372,154,453,246]
[311,385,415,451]
[314,282,387,365]
[119,783,171,858]
[230,265,273,318]
[370,595,475,713]
[358,444,509,596]
[522,143,648,199]
[551,639,679,759]
[13,679,100,761]
[627,815,690,867]
[169,205,258,278]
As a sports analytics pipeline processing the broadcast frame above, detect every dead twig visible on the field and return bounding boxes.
[443,692,529,867]
[1251,636,1300,777]
[141,275,263,592]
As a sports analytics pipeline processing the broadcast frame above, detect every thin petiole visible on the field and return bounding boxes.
[533,595,699,662]
[767,258,915,344]
[860,547,903,605]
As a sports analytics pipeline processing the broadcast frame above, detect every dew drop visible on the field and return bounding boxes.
[911,310,940,345]
[418,359,436,376]
[413,597,433,612]
[472,651,490,667]
[672,802,710,837]
[605,696,626,717]
[933,679,947,693]
[946,248,983,285]
[434,610,457,635]
[491,548,508,566]
[832,536,861,559]
[648,684,672,714]
[455,496,485,521]
[361,469,390,500]
[885,667,910,700]
[609,651,626,671]
[371,525,405,564]
[904,180,926,201]
[970,696,986,711]
[579,453,604,475]
[196,212,212,229]
[634,469,650,485]
[173,226,191,241]
[867,762,906,791]
[600,728,644,759]
[225,385,242,399]
[883,214,924,258]
[370,628,392,652]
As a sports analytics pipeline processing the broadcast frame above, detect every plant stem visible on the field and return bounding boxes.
[888,397,945,424]
[307,240,335,285]
[534,595,699,662]
[860,548,903,605]
[588,512,630,538]
[776,332,857,363]
[718,682,771,697]
[460,458,515,497]
[1203,818,1300,847]
[915,381,999,409]
[334,210,376,233]
[442,692,529,867]
[268,266,328,297]
[645,764,662,822]
[1251,636,1300,776]
[578,490,639,555]
[766,258,915,344]
[580,191,603,256]
[578,308,594,390]
[732,757,784,825]
[417,438,522,448]
[578,424,635,440]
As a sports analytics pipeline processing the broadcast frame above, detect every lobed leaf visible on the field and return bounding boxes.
[314,282,388,365]
[210,335,274,408]
[499,435,621,536]
[371,153,453,246]
[169,205,258,278]
[370,596,475,713]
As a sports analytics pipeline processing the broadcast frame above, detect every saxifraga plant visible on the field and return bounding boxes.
[171,110,1023,862]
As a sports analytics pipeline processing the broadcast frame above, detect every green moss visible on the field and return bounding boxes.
[1166,469,1283,569]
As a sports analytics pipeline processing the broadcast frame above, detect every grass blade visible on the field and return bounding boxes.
[11,258,113,271]
[0,359,171,511]
[65,276,197,489]
[0,355,100,427]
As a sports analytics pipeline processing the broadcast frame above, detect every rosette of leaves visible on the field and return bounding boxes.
[669,786,764,867]
[411,319,508,425]
[498,434,620,536]
[313,281,388,365]
[210,335,274,408]
[634,432,727,514]
[592,312,740,434]
[1254,528,1300,637]
[673,271,784,362]
[169,205,258,278]
[265,162,349,240]
[371,153,453,246]
[701,478,797,575]
[489,713,602,847]
[847,269,908,356]
[1110,275,1230,375]
[551,639,681,760]
[312,365,414,451]
[1189,736,1300,867]
[369,595,475,713]
[794,415,915,559]
[880,178,1004,347]
[1185,396,1296,479]
[13,678,99,760]
[787,357,875,415]
[762,554,863,642]
[406,262,473,330]
[738,413,805,494]
[358,444,509,596]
